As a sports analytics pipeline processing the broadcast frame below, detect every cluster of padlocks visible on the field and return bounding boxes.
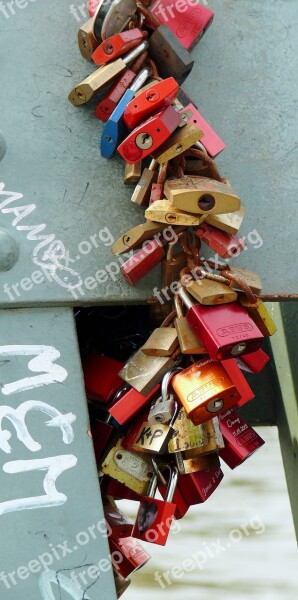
[69,0,277,596]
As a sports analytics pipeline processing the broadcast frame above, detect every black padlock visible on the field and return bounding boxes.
[149,25,194,84]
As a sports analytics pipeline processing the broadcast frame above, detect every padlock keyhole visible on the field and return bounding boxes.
[198,194,216,212]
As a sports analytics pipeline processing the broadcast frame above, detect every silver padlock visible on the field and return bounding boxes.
[148,367,182,424]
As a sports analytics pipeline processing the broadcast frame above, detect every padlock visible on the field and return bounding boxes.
[218,408,265,469]
[124,160,142,184]
[149,0,214,51]
[148,25,194,83]
[167,405,207,453]
[78,18,99,61]
[148,368,180,423]
[95,51,148,121]
[175,450,220,475]
[109,536,151,578]
[117,105,182,163]
[235,348,270,374]
[132,465,178,545]
[101,0,138,41]
[151,123,203,164]
[221,358,254,407]
[132,401,178,454]
[171,357,241,425]
[158,463,223,518]
[205,204,246,235]
[238,295,277,337]
[224,266,262,295]
[92,29,146,65]
[123,77,180,129]
[174,293,206,354]
[92,0,111,40]
[101,475,141,502]
[185,417,224,456]
[145,200,205,226]
[113,570,131,599]
[108,383,160,425]
[131,159,158,205]
[101,66,150,158]
[101,438,154,495]
[141,326,179,356]
[185,275,238,305]
[178,285,264,360]
[120,238,166,285]
[177,89,226,157]
[119,349,175,396]
[195,222,246,259]
[111,220,166,254]
[68,40,148,106]
[84,354,124,402]
[103,495,133,538]
[88,0,101,18]
[164,176,241,215]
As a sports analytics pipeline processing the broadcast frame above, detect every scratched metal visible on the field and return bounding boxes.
[0,0,298,305]
[0,308,116,600]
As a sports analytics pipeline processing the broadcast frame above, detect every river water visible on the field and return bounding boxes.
[120,427,297,600]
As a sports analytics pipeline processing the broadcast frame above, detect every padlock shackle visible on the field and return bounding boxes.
[123,40,149,65]
[178,284,195,310]
[161,367,183,400]
[129,66,151,92]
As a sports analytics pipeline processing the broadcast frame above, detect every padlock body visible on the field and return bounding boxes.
[89,410,116,462]
[174,316,206,354]
[118,105,181,164]
[108,384,160,425]
[236,348,270,374]
[123,77,179,129]
[187,302,264,360]
[78,18,99,61]
[219,408,265,469]
[150,0,214,51]
[119,349,175,396]
[168,406,207,453]
[186,277,238,305]
[96,69,136,121]
[195,223,246,259]
[239,297,277,336]
[92,29,143,65]
[177,97,225,157]
[172,358,241,424]
[131,167,158,205]
[141,328,179,356]
[175,465,224,506]
[221,358,254,407]
[84,355,124,402]
[176,451,220,474]
[103,498,133,538]
[120,239,166,285]
[109,537,151,577]
[205,205,246,235]
[132,420,175,453]
[132,497,176,545]
[185,417,224,456]
[164,176,241,215]
[101,439,153,495]
[149,25,194,83]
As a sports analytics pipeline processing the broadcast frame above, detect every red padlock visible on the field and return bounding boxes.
[96,70,137,121]
[221,358,255,407]
[123,77,179,129]
[88,0,100,17]
[108,384,160,425]
[103,496,133,538]
[92,29,145,65]
[177,90,225,157]
[195,222,246,259]
[149,0,214,51]
[118,105,181,164]
[84,355,124,402]
[235,348,270,374]
[120,239,166,285]
[89,408,116,462]
[132,466,178,545]
[101,475,141,502]
[178,287,264,361]
[219,408,265,469]
[109,536,151,578]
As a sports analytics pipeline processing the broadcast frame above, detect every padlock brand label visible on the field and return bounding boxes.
[187,377,224,402]
[216,323,253,337]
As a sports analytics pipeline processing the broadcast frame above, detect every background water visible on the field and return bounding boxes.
[119,427,297,599]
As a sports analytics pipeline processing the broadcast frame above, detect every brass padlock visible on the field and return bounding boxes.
[185,275,238,305]
[167,405,207,453]
[111,221,166,255]
[185,417,224,456]
[164,176,241,215]
[151,124,203,164]
[141,328,179,357]
[148,25,194,83]
[174,293,206,354]
[175,450,220,475]
[132,399,179,454]
[131,159,158,205]
[101,439,153,495]
[145,200,205,226]
[119,349,175,396]
[205,204,246,234]
[69,40,148,105]
[238,294,277,336]
[124,160,142,184]
[78,18,99,61]
[225,265,262,295]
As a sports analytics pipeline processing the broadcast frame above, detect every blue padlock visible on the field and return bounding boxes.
[100,66,151,159]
